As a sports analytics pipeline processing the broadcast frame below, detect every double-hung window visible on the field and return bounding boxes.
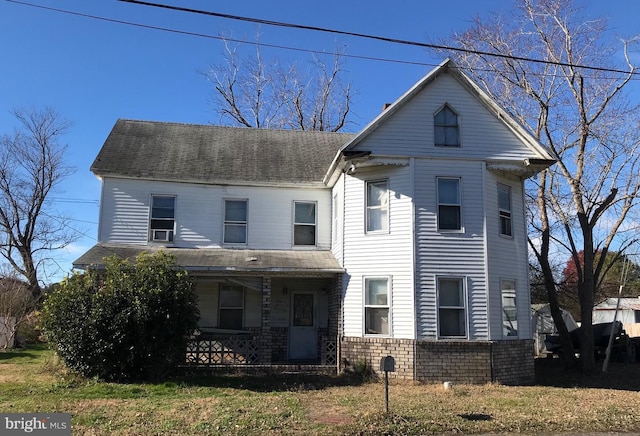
[364,277,390,335]
[150,195,175,242]
[438,277,466,338]
[366,180,389,233]
[294,201,316,246]
[501,280,518,337]
[224,199,247,244]
[434,105,459,147]
[219,285,244,330]
[498,183,512,237]
[437,178,461,231]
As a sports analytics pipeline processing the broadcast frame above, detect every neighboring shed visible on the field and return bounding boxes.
[531,304,578,356]
[593,297,640,337]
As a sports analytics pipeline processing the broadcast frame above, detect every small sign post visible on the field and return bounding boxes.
[380,356,396,414]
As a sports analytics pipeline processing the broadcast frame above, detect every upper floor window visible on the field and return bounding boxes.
[364,277,390,335]
[501,280,518,338]
[219,285,244,330]
[224,199,247,244]
[438,277,466,338]
[366,180,389,233]
[294,201,316,246]
[437,178,461,231]
[434,105,459,147]
[150,195,175,242]
[498,183,512,237]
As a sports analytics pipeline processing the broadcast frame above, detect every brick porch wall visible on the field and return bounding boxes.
[340,337,534,385]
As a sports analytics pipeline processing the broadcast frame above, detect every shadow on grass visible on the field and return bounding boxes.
[168,370,376,393]
[535,356,640,391]
[0,343,50,363]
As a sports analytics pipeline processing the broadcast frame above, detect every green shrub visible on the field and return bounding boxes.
[41,252,199,381]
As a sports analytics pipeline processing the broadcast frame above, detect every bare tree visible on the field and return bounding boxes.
[0,108,75,299]
[0,272,33,349]
[445,0,640,372]
[203,37,352,132]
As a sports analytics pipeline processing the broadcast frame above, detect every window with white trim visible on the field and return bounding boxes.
[501,280,518,337]
[438,277,466,338]
[364,277,389,335]
[294,201,316,246]
[366,180,388,233]
[437,178,461,231]
[224,199,247,244]
[498,183,512,237]
[150,195,175,242]
[434,105,459,147]
[219,285,244,330]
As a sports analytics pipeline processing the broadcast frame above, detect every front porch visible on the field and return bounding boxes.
[186,274,342,370]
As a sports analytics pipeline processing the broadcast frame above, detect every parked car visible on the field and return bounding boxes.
[544,321,633,360]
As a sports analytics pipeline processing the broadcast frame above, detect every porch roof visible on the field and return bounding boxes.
[73,244,344,275]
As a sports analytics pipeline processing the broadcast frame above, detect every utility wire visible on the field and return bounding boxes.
[5,0,639,77]
[118,0,639,77]
[2,0,443,68]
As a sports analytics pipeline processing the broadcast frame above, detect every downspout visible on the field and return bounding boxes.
[410,157,418,380]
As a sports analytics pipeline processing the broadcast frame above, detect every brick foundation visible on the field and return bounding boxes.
[340,337,534,385]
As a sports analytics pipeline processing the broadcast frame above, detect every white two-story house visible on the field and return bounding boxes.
[74,59,555,384]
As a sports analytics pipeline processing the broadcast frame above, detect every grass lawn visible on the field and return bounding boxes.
[2,345,640,435]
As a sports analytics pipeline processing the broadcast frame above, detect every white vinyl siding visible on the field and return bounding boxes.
[347,73,536,161]
[341,166,415,339]
[414,159,487,340]
[98,177,332,249]
[331,175,345,264]
[485,170,530,340]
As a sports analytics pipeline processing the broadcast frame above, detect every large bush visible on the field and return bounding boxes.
[42,252,199,381]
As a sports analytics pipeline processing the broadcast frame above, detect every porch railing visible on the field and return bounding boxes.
[186,334,259,365]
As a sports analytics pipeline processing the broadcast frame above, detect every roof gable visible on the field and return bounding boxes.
[92,120,354,187]
[323,59,555,183]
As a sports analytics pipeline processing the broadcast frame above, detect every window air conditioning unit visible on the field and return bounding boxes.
[152,229,173,242]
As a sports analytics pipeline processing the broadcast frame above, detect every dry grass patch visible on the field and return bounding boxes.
[2,346,640,434]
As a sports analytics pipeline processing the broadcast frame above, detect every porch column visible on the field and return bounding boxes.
[259,276,272,364]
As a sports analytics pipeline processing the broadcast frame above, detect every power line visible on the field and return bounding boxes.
[118,0,639,77]
[3,0,440,69]
[5,0,639,79]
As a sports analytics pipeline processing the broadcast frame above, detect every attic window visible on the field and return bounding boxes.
[434,105,459,147]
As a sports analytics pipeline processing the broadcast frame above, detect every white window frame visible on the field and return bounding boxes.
[363,276,391,336]
[149,194,176,242]
[437,276,467,339]
[437,177,462,232]
[223,199,248,245]
[498,183,513,237]
[365,179,389,233]
[434,104,460,147]
[501,279,518,338]
[293,201,317,246]
[218,285,244,330]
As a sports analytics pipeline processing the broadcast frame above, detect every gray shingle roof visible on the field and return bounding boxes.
[73,244,344,274]
[91,119,355,186]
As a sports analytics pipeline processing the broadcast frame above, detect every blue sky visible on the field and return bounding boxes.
[1,0,638,284]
